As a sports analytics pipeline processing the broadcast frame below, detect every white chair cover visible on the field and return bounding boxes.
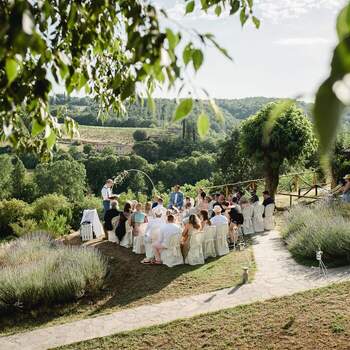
[202,226,217,259]
[252,203,264,233]
[80,209,104,238]
[108,216,119,243]
[120,222,133,248]
[144,227,160,259]
[185,232,205,265]
[215,225,229,256]
[132,223,147,254]
[242,205,254,235]
[160,234,184,267]
[264,203,275,230]
[132,235,145,254]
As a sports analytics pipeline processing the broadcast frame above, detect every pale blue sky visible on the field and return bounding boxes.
[153,0,346,101]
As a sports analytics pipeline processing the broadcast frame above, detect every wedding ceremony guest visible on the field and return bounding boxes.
[228,197,243,248]
[208,195,216,217]
[151,195,160,209]
[181,214,201,259]
[211,193,226,217]
[185,196,192,207]
[341,174,350,203]
[262,190,274,207]
[152,214,181,264]
[152,197,167,216]
[142,207,166,264]
[131,203,148,236]
[145,201,153,216]
[196,195,209,212]
[210,205,228,226]
[169,185,184,209]
[195,188,205,206]
[199,210,211,230]
[103,200,120,231]
[115,202,132,241]
[101,179,114,214]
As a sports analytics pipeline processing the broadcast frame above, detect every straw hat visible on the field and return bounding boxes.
[343,174,350,180]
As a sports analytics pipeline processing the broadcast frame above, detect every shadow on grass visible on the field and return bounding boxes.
[87,240,223,316]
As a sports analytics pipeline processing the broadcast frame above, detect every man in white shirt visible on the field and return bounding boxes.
[210,205,228,226]
[101,179,114,214]
[152,197,167,217]
[152,214,180,264]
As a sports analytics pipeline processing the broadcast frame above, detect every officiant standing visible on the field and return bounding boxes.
[101,179,115,214]
[169,185,184,209]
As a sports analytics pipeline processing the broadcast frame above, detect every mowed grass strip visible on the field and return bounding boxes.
[78,126,166,144]
[55,281,350,350]
[0,242,254,336]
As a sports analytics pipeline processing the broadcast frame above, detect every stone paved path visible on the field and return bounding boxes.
[1,230,350,350]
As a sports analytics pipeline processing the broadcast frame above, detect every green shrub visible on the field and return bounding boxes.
[0,199,31,238]
[71,196,103,230]
[283,203,350,265]
[39,211,70,237]
[10,219,39,237]
[31,194,72,222]
[0,233,107,311]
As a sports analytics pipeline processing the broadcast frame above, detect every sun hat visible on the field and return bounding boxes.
[213,205,222,213]
[343,174,350,180]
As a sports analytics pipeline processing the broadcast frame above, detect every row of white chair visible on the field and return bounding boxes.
[242,203,275,235]
[107,221,230,267]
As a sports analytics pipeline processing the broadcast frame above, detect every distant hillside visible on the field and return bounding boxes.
[50,95,312,135]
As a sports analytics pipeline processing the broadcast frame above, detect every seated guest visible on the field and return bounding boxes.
[152,214,181,264]
[228,197,243,246]
[151,195,160,209]
[181,214,201,259]
[211,193,226,217]
[115,202,132,241]
[195,188,205,206]
[145,201,153,217]
[103,200,120,232]
[169,185,184,209]
[262,190,275,217]
[185,196,192,207]
[210,205,228,226]
[199,210,211,230]
[152,197,167,216]
[196,192,209,211]
[207,195,215,217]
[262,190,274,207]
[131,203,148,236]
[250,190,259,204]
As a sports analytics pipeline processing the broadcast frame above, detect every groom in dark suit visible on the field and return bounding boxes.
[169,185,184,209]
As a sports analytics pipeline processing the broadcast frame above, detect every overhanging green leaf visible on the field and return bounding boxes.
[173,98,193,122]
[5,58,19,84]
[186,0,195,14]
[32,119,46,137]
[197,112,210,138]
[209,99,224,123]
[336,4,350,40]
[252,16,260,29]
[192,49,204,71]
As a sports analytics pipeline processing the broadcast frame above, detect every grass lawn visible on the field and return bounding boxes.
[0,240,254,336]
[55,281,350,350]
[77,125,168,145]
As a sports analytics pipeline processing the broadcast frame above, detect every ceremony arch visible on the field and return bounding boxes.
[113,169,156,194]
